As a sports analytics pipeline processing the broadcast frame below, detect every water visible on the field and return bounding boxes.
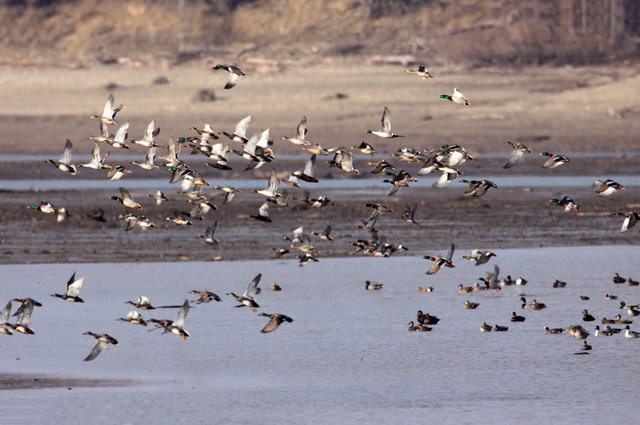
[2,246,640,424]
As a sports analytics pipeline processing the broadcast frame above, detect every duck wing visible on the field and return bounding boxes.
[172,299,190,329]
[381,106,392,133]
[244,273,262,300]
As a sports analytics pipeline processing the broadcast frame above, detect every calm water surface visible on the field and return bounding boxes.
[2,246,640,424]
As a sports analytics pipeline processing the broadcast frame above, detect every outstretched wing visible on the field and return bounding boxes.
[244,273,262,300]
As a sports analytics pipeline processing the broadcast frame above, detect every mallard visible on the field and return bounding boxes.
[355,209,381,233]
[401,203,418,224]
[383,170,417,196]
[613,273,626,284]
[149,299,191,339]
[159,137,183,168]
[110,187,141,209]
[252,169,281,199]
[553,279,567,288]
[423,243,455,275]
[480,322,492,332]
[10,298,42,334]
[594,179,624,196]
[189,290,222,304]
[404,64,433,79]
[544,326,563,334]
[250,202,272,223]
[117,310,147,326]
[462,249,496,266]
[620,301,640,317]
[132,147,159,171]
[28,200,56,214]
[540,152,570,168]
[458,283,474,294]
[259,313,293,333]
[227,273,261,311]
[582,340,592,351]
[289,233,317,254]
[521,297,546,310]
[460,180,497,198]
[365,106,403,138]
[368,159,395,174]
[614,211,640,232]
[132,120,161,147]
[328,147,358,173]
[605,294,618,300]
[432,163,462,189]
[614,314,633,325]
[408,321,432,331]
[624,325,640,338]
[83,331,118,361]
[281,116,310,146]
[503,141,532,169]
[464,300,479,309]
[364,203,393,213]
[582,309,596,322]
[90,94,122,125]
[301,142,330,156]
[511,312,526,322]
[223,115,252,144]
[418,286,434,293]
[549,196,580,213]
[51,272,85,303]
[416,310,440,325]
[166,213,193,226]
[55,207,70,223]
[106,122,130,149]
[580,295,590,301]
[440,88,469,105]
[46,139,76,175]
[364,280,383,290]
[289,154,319,184]
[270,282,282,291]
[200,222,219,245]
[298,252,319,267]
[212,64,245,89]
[493,324,509,332]
[627,278,639,287]
[145,190,169,206]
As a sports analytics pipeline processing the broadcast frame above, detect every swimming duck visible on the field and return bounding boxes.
[117,310,147,326]
[582,310,596,322]
[328,147,359,173]
[46,139,76,175]
[313,225,334,241]
[416,310,440,325]
[90,94,122,125]
[593,179,624,196]
[462,249,496,266]
[549,196,580,213]
[539,152,570,168]
[0,301,14,335]
[132,120,162,147]
[458,284,474,294]
[573,327,590,339]
[227,273,261,311]
[364,280,383,290]
[223,115,252,144]
[51,272,85,303]
[401,203,419,224]
[404,64,433,79]
[582,340,592,351]
[460,180,497,198]
[515,277,527,286]
[259,313,293,333]
[365,106,403,138]
[627,278,639,286]
[464,300,479,309]
[418,286,434,293]
[149,299,191,339]
[440,88,469,105]
[423,243,455,275]
[594,325,613,336]
[511,312,526,322]
[212,64,245,89]
[83,331,119,361]
[503,141,532,169]
[613,314,633,325]
[270,282,282,291]
[493,324,509,332]
[132,147,159,171]
[624,325,640,338]
[189,290,222,304]
[521,297,546,310]
[10,298,42,334]
[613,273,626,284]
[579,295,590,301]
[408,321,432,332]
[480,322,492,332]
[105,164,132,181]
[614,211,640,232]
[553,279,567,288]
[28,200,56,215]
[605,294,618,300]
[620,302,640,317]
[544,326,563,334]
[80,143,110,170]
[110,187,142,210]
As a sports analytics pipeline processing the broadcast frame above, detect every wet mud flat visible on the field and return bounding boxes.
[1,155,638,265]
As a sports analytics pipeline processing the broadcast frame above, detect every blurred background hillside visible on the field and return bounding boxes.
[1,0,639,66]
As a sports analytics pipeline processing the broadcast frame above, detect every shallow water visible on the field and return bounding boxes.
[2,246,640,424]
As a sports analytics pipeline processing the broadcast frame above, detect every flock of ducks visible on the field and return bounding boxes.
[16,62,640,360]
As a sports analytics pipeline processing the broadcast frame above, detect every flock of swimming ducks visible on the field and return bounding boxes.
[16,62,640,360]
